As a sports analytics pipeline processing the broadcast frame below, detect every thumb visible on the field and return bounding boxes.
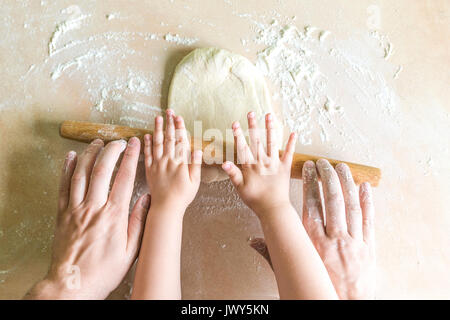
[249,237,273,269]
[126,193,150,259]
[222,161,244,188]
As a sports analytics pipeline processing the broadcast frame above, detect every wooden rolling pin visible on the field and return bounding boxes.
[60,120,381,186]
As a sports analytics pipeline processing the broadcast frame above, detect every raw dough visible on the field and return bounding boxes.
[168,47,281,183]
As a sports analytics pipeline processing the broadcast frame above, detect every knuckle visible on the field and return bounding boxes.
[117,167,133,180]
[71,173,84,184]
[326,192,343,205]
[347,203,362,214]
[176,136,184,144]
[83,146,100,156]
[124,147,136,157]
[327,226,344,237]
[92,164,109,178]
[153,135,164,145]
[363,218,373,227]
[132,212,145,224]
[241,163,252,169]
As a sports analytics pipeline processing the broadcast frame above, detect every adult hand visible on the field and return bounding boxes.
[25,137,149,299]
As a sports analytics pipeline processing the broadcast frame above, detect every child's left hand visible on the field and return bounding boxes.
[144,109,203,214]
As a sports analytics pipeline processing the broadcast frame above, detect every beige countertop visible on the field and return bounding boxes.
[0,0,449,299]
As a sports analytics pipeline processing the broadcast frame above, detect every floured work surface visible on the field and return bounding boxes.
[0,1,449,299]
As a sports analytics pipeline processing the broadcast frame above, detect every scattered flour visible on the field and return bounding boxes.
[50,47,106,79]
[247,18,399,157]
[42,5,399,157]
[48,5,90,56]
[164,33,198,45]
[39,5,204,130]
[393,65,403,79]
[370,30,394,60]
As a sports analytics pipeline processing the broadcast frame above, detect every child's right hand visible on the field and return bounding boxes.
[221,112,297,217]
[144,109,202,214]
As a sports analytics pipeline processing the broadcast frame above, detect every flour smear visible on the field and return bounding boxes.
[245,18,400,159]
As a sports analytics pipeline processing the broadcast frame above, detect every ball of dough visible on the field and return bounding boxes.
[168,47,281,183]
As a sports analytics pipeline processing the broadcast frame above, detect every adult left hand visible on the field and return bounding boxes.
[25,137,149,299]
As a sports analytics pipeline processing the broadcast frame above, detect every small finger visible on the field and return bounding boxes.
[360,182,375,245]
[233,121,254,165]
[265,113,277,158]
[335,163,363,239]
[175,115,189,163]
[164,109,175,158]
[69,139,104,206]
[127,193,151,259]
[58,151,77,219]
[153,116,164,160]
[109,137,141,208]
[302,161,325,237]
[281,132,297,166]
[85,140,127,206]
[247,111,263,159]
[144,134,153,168]
[316,159,347,236]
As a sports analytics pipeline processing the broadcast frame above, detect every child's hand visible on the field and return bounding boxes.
[144,109,202,214]
[302,160,376,299]
[26,138,149,299]
[132,110,202,299]
[221,112,297,216]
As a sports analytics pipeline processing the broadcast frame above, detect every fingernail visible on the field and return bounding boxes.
[267,113,272,120]
[128,137,137,146]
[117,139,127,151]
[304,160,314,167]
[141,194,151,209]
[361,182,371,192]
[360,183,372,202]
[248,111,255,119]
[66,151,76,161]
[156,116,163,123]
[303,162,315,179]
[92,139,103,145]
[316,158,328,167]
[304,161,315,171]
[222,162,231,170]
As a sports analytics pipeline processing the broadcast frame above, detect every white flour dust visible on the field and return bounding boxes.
[164,33,198,45]
[240,17,401,159]
[39,5,202,130]
[48,5,90,56]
